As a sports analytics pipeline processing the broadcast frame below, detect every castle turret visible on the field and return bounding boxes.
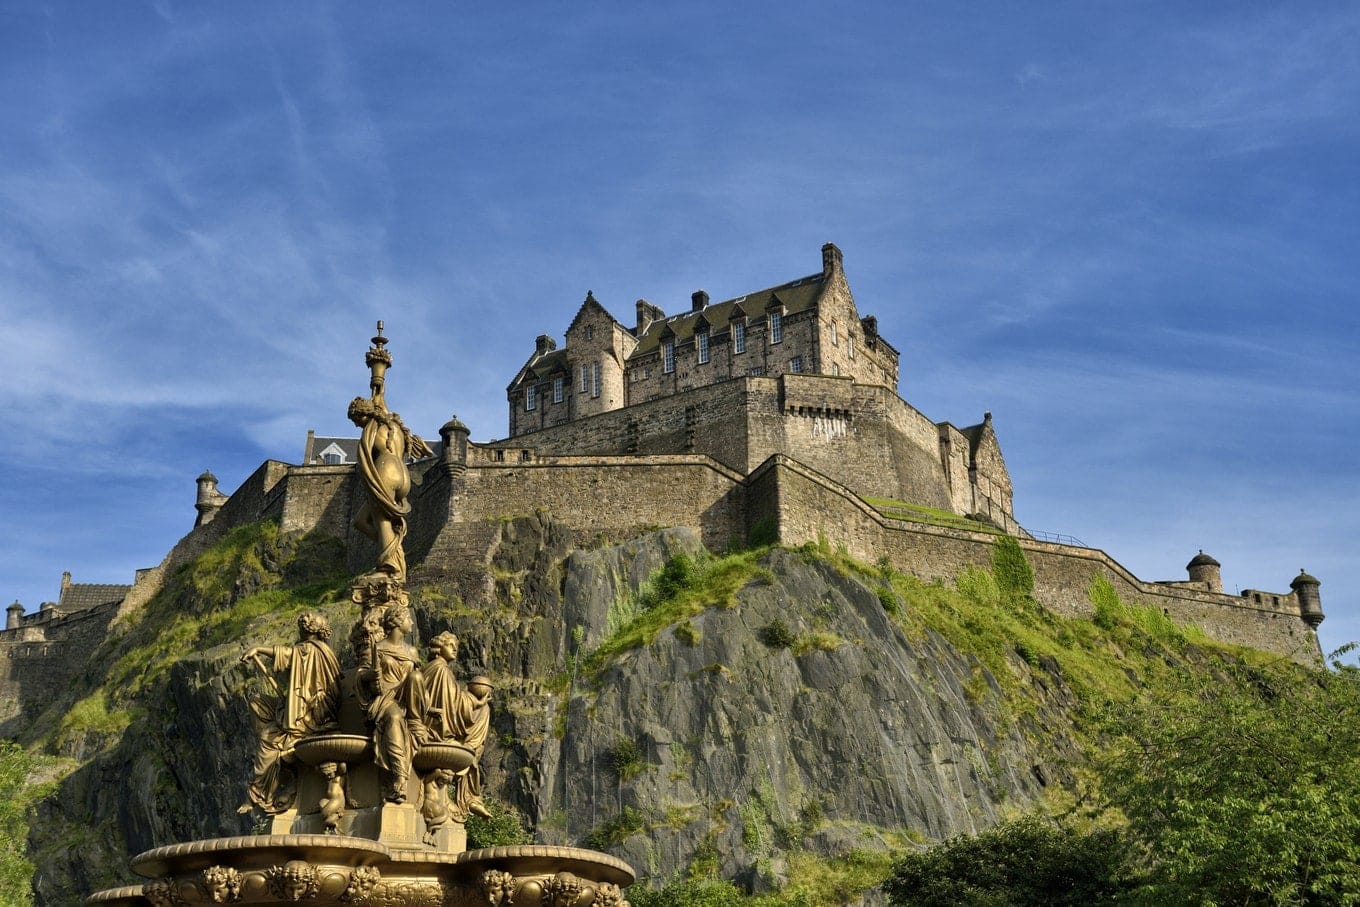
[439,414,470,480]
[1186,550,1223,593]
[196,470,227,527]
[6,600,23,630]
[1291,569,1323,628]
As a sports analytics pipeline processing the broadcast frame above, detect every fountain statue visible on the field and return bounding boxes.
[85,324,634,906]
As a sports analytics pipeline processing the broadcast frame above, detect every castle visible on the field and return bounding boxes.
[2,244,1325,735]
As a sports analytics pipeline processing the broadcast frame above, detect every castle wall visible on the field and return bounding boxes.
[491,373,989,519]
[0,600,121,736]
[406,456,747,591]
[754,455,1322,664]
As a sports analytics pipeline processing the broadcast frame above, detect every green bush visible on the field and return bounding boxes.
[465,798,533,849]
[991,536,1034,599]
[885,815,1136,906]
[609,738,646,782]
[586,807,646,849]
[759,619,796,650]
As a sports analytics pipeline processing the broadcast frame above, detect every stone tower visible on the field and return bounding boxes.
[1186,550,1223,593]
[1291,570,1323,628]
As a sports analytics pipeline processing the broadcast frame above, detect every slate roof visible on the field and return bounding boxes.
[630,273,826,358]
[307,435,441,464]
[58,583,130,613]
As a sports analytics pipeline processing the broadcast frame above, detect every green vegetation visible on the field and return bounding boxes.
[583,550,772,678]
[631,849,899,907]
[862,497,1001,534]
[885,815,1135,906]
[609,737,647,783]
[586,807,647,849]
[0,742,36,906]
[465,798,533,849]
[759,619,796,650]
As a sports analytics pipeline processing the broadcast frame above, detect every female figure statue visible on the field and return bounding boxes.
[358,604,427,803]
[348,395,432,583]
[238,612,341,814]
[421,632,493,819]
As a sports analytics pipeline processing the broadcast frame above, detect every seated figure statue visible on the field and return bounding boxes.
[239,612,341,814]
[358,603,427,803]
[422,631,492,819]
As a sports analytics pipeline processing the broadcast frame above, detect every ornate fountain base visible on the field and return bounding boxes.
[85,838,635,906]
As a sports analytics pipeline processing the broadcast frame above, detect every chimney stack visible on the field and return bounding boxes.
[691,290,709,312]
[535,334,557,355]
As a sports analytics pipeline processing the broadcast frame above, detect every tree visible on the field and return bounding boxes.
[0,740,35,905]
[884,815,1136,906]
[1100,652,1360,905]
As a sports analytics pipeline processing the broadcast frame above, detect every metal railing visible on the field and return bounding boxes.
[1027,529,1088,547]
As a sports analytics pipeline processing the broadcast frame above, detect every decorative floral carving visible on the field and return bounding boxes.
[592,882,629,907]
[202,865,243,902]
[542,872,586,907]
[266,860,320,900]
[480,868,517,905]
[341,865,382,902]
[142,878,187,907]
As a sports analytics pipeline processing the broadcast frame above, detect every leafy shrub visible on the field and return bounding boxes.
[759,619,796,649]
[885,815,1136,906]
[609,737,646,782]
[465,798,533,849]
[585,806,646,849]
[991,536,1034,599]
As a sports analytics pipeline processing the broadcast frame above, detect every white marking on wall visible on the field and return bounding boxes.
[810,414,850,441]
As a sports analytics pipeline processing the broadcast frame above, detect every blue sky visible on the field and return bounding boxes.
[3,3,1356,654]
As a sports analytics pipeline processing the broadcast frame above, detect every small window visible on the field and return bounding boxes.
[789,356,803,373]
[770,311,783,344]
[322,452,342,465]
[832,363,840,376]
[585,325,594,341]
[848,335,855,359]
[830,322,838,346]
[580,365,588,393]
[697,330,710,364]
[526,386,537,411]
[663,341,675,373]
[553,376,564,403]
[746,366,764,377]
[733,321,746,353]
[592,362,601,397]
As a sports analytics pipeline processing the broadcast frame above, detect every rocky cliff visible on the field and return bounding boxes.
[14,516,1232,905]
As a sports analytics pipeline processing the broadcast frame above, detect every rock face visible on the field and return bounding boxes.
[23,520,1080,903]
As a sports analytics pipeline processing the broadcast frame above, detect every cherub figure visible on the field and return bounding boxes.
[317,762,347,834]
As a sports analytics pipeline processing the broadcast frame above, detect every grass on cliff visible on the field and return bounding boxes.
[102,521,350,697]
[27,521,350,752]
[581,548,774,679]
[862,496,1002,535]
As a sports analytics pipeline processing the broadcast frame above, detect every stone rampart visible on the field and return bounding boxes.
[752,454,1322,664]
[0,599,121,735]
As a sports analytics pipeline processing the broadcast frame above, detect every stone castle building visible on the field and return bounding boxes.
[2,244,1326,734]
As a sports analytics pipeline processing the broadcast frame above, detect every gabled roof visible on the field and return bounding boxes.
[508,348,569,390]
[58,582,130,613]
[630,272,825,359]
[565,290,626,336]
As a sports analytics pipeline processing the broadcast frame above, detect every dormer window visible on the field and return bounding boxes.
[697,330,710,364]
[769,311,783,344]
[525,386,537,411]
[663,340,676,373]
[733,321,746,354]
[322,453,342,465]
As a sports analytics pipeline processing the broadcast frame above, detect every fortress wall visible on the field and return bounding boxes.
[278,465,355,539]
[759,455,1321,664]
[117,460,294,619]
[0,600,121,736]
[493,379,758,475]
[463,457,746,553]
